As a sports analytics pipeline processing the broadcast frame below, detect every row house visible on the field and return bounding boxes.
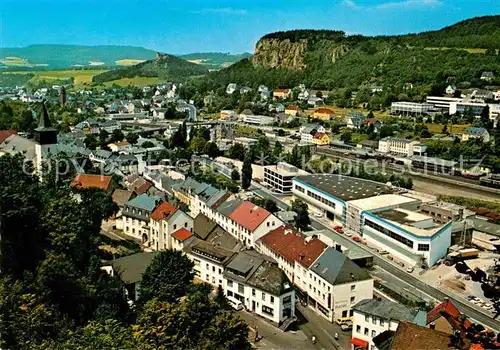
[257,225,373,323]
[148,201,193,251]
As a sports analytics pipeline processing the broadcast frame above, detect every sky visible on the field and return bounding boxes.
[1,0,499,54]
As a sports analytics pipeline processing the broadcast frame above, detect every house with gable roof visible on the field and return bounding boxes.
[147,201,193,251]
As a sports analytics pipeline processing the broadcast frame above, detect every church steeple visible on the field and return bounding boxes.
[34,100,58,145]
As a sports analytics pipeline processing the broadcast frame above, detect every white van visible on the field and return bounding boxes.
[227,296,244,310]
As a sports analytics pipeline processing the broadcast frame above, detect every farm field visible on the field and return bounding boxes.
[427,123,472,134]
[115,59,146,66]
[35,69,107,85]
[304,105,392,121]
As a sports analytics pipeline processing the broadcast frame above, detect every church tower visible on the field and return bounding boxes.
[34,101,58,174]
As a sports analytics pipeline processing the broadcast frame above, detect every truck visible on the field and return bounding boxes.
[444,248,479,266]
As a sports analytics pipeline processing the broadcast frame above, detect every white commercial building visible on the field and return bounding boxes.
[241,114,276,126]
[390,102,434,116]
[351,298,426,350]
[378,137,426,157]
[263,162,309,193]
[233,137,258,148]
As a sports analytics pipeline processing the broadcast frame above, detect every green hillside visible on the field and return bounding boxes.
[201,15,500,91]
[92,53,208,84]
[0,44,157,70]
[179,52,252,68]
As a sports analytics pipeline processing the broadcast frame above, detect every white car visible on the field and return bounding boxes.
[344,232,352,237]
[313,212,323,218]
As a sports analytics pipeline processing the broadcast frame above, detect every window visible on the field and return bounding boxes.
[184,222,188,227]
[262,292,265,301]
[206,274,209,280]
[351,296,355,303]
[372,317,377,324]
[218,268,222,274]
[365,315,369,322]
[364,327,369,336]
[342,310,348,317]
[173,224,177,230]
[364,219,414,248]
[380,319,385,326]
[356,325,361,333]
[351,285,356,291]
[371,330,376,338]
[262,306,274,316]
[270,296,274,304]
[227,280,233,287]
[418,244,430,251]
[227,290,233,297]
[252,289,256,297]
[212,266,215,272]
[206,263,209,269]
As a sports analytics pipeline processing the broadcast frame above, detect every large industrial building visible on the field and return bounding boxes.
[292,175,452,267]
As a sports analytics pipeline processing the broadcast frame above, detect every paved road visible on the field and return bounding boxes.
[252,184,500,331]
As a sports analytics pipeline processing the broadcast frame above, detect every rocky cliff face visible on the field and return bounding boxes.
[251,37,350,70]
[251,38,308,70]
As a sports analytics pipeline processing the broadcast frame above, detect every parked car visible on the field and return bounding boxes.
[313,212,323,218]
[227,296,244,311]
[406,266,414,273]
[344,232,352,237]
[334,226,344,234]
[353,236,361,242]
[336,317,352,326]
[340,323,353,332]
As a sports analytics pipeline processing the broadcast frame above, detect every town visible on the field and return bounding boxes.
[2,7,500,350]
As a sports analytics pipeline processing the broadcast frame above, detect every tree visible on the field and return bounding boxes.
[379,125,394,138]
[480,105,490,126]
[85,133,98,150]
[190,136,208,153]
[442,124,449,135]
[340,131,352,143]
[231,168,240,182]
[18,110,36,135]
[227,143,246,161]
[138,250,195,304]
[99,129,110,147]
[203,141,219,158]
[241,154,253,190]
[291,198,311,231]
[125,132,139,145]
[109,129,124,143]
[273,140,283,158]
[141,141,155,148]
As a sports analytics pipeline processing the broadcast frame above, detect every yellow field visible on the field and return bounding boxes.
[427,123,472,134]
[103,77,160,87]
[0,56,48,67]
[35,69,107,85]
[88,61,105,66]
[304,105,391,121]
[115,59,146,66]
[424,47,488,54]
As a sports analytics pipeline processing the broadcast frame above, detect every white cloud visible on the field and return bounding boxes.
[376,0,443,9]
[197,7,247,15]
[342,0,361,9]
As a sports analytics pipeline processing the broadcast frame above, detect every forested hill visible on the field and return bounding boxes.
[92,53,209,83]
[201,15,500,91]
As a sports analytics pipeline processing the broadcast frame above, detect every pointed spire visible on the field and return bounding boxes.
[38,100,52,129]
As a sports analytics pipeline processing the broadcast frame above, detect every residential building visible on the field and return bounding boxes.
[71,173,113,192]
[226,83,238,94]
[220,110,237,120]
[372,322,455,350]
[445,84,457,95]
[285,105,300,116]
[346,112,366,129]
[426,299,472,335]
[292,175,452,266]
[306,247,373,321]
[263,162,309,193]
[312,108,334,121]
[148,201,193,251]
[351,298,426,350]
[363,118,381,132]
[481,71,495,81]
[122,194,161,242]
[183,240,295,326]
[450,101,488,116]
[461,127,490,143]
[299,124,325,144]
[391,102,434,116]
[257,224,327,283]
[378,137,426,157]
[273,89,290,100]
[312,132,330,146]
[108,252,157,302]
[108,141,131,153]
[308,97,324,107]
[224,250,295,326]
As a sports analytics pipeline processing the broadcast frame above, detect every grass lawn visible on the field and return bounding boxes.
[115,59,146,66]
[103,77,160,87]
[304,105,392,122]
[36,69,107,85]
[427,123,472,134]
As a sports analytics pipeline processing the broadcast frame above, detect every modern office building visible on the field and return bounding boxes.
[391,102,434,116]
[263,162,309,193]
[378,137,426,157]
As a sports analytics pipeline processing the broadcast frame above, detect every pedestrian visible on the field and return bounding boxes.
[312,335,316,344]
[334,332,339,340]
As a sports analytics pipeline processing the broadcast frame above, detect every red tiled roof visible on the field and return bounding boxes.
[258,225,327,268]
[110,141,129,147]
[391,322,453,350]
[134,181,152,195]
[426,299,472,330]
[71,174,112,190]
[285,105,300,110]
[314,108,334,114]
[363,118,379,125]
[229,201,271,232]
[273,89,290,93]
[0,130,17,144]
[151,201,178,221]
[313,132,327,139]
[172,228,193,242]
